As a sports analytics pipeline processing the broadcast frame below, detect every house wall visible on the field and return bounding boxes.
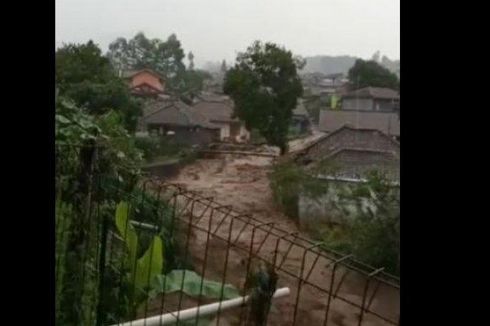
[373,99,396,112]
[239,125,250,142]
[219,123,230,140]
[130,72,165,92]
[147,124,219,146]
[342,98,373,111]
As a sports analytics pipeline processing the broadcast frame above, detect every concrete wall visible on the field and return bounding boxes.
[298,180,400,228]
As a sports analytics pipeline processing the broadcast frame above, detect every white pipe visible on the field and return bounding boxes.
[130,220,159,231]
[109,287,290,326]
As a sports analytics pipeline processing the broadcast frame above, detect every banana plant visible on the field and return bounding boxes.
[115,202,164,317]
[114,202,240,322]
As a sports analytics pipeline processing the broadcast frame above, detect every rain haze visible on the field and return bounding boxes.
[56,0,400,68]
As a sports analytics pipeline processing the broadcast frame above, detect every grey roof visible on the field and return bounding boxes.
[290,126,400,174]
[194,92,231,103]
[298,125,399,155]
[141,99,173,117]
[191,101,236,123]
[343,87,399,100]
[319,110,400,136]
[142,100,218,129]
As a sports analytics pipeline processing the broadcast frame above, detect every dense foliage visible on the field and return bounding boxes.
[56,41,142,132]
[348,59,400,90]
[103,202,239,322]
[134,136,198,164]
[55,93,144,325]
[55,95,231,324]
[321,171,400,275]
[224,41,304,154]
[269,161,333,218]
[270,162,399,275]
[107,32,211,97]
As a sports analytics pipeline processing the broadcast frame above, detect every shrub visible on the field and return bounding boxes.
[270,160,400,275]
[134,136,160,161]
[321,172,400,275]
[269,161,331,219]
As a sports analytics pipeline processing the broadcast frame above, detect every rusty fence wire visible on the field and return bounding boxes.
[55,145,399,326]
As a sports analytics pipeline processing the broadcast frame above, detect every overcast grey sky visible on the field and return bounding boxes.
[56,0,399,67]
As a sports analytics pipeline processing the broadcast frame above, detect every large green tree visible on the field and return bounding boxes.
[107,32,190,94]
[56,41,141,132]
[223,41,304,154]
[348,59,399,90]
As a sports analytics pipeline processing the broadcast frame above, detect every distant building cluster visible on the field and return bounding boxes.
[297,71,400,182]
[124,68,249,146]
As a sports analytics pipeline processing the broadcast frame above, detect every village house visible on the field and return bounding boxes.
[139,93,250,145]
[142,100,220,146]
[191,99,250,143]
[292,125,400,226]
[319,110,400,139]
[122,69,166,98]
[301,72,349,102]
[341,87,399,112]
[294,125,400,181]
[319,87,400,141]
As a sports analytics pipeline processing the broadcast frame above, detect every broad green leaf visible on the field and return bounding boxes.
[152,270,240,300]
[135,236,164,291]
[115,202,138,270]
[56,114,70,124]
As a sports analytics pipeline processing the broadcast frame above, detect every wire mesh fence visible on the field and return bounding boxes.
[55,145,399,326]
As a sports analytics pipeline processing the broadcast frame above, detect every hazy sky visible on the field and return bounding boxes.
[56,0,399,67]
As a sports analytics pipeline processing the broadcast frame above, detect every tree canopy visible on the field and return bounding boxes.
[56,41,142,132]
[223,41,304,154]
[107,32,208,96]
[348,59,399,90]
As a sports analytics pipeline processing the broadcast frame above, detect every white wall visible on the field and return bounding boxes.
[216,123,230,140]
[239,125,250,142]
